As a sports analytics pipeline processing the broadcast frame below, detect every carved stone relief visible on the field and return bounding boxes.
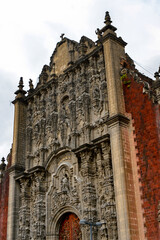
[17,170,46,240]
[25,51,109,166]
[13,31,120,240]
[18,138,117,240]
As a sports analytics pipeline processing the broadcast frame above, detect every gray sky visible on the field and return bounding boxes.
[0,0,160,160]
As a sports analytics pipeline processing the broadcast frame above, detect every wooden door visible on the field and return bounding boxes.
[59,213,81,240]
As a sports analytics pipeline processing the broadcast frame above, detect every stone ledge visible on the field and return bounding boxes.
[15,166,46,180]
[91,133,110,145]
[12,97,27,105]
[100,32,127,47]
[107,114,130,128]
[73,134,110,154]
[6,164,25,174]
[27,165,45,174]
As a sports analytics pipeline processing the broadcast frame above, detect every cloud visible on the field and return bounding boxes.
[0,70,15,158]
[22,33,50,78]
[0,0,160,159]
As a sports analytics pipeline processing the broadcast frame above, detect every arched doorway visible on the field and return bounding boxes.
[59,212,82,240]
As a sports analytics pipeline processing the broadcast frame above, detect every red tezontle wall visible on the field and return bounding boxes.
[0,154,11,240]
[123,73,160,240]
[0,171,9,240]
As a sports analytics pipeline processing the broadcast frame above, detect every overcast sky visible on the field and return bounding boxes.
[0,0,160,161]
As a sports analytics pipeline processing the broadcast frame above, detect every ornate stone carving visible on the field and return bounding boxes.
[18,178,31,240]
[15,26,118,240]
[46,161,82,228]
[92,86,101,113]
[30,171,46,240]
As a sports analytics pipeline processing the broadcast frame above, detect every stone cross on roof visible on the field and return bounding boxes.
[60,33,65,41]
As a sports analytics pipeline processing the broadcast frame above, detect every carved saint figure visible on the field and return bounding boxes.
[61,174,70,192]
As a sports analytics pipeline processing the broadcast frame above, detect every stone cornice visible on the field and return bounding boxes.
[12,97,27,105]
[73,134,110,154]
[15,166,46,180]
[91,133,110,145]
[73,143,92,154]
[6,164,25,174]
[107,114,130,128]
[99,33,127,47]
[15,172,28,180]
[27,165,45,174]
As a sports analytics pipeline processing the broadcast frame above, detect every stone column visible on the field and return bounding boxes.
[107,116,130,240]
[98,12,131,240]
[7,78,27,240]
[7,168,21,240]
[12,77,27,166]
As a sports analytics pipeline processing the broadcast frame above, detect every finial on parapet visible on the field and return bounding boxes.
[29,79,33,89]
[18,77,24,91]
[96,11,118,40]
[78,36,88,57]
[95,28,102,39]
[0,157,6,172]
[154,66,160,81]
[14,77,27,98]
[28,79,34,94]
[104,11,112,25]
[29,79,34,90]
[1,157,5,164]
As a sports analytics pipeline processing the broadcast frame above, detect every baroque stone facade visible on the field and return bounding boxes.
[1,11,160,240]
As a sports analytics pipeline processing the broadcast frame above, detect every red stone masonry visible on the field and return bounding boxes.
[122,64,160,240]
[0,152,12,240]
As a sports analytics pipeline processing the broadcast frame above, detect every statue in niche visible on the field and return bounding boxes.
[61,174,70,192]
[59,97,71,146]
[33,124,41,148]
[76,97,85,128]
[100,81,108,112]
[92,87,101,113]
[60,105,69,145]
[61,104,68,120]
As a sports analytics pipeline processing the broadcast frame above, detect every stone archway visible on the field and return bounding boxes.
[59,212,82,240]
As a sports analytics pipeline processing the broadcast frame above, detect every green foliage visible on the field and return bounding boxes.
[120,73,127,81]
[121,73,131,88]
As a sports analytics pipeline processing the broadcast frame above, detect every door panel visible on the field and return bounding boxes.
[59,213,81,240]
